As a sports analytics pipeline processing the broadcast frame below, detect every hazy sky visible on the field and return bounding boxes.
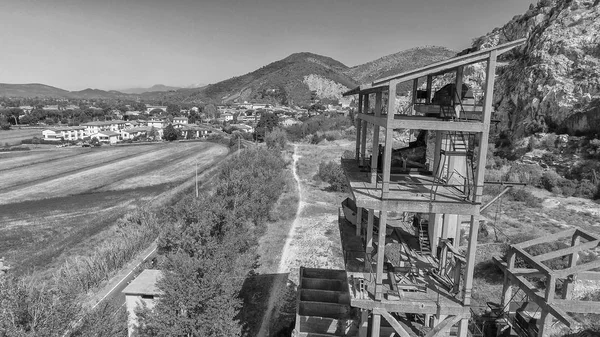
[0,0,534,91]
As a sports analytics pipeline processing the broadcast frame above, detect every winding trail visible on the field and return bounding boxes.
[278,144,305,273]
[258,144,304,337]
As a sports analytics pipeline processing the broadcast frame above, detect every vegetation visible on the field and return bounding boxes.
[265,127,287,150]
[317,161,348,192]
[162,124,179,141]
[137,147,287,336]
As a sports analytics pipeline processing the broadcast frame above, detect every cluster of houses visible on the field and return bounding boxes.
[41,116,215,144]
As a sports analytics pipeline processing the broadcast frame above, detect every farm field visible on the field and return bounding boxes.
[0,141,228,275]
[0,127,42,146]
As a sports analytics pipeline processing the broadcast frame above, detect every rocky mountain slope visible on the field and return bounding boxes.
[196,52,357,106]
[473,0,600,137]
[346,46,456,94]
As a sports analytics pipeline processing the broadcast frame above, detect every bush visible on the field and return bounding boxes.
[505,163,544,186]
[317,161,348,192]
[541,170,562,191]
[265,127,287,150]
[509,188,542,207]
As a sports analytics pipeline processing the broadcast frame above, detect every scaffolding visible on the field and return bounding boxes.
[305,39,528,337]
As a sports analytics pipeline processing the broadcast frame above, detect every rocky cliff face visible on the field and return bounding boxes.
[473,0,600,137]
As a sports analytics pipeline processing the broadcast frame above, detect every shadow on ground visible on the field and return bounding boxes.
[238,273,298,337]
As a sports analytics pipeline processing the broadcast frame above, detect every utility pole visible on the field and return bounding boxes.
[195,161,198,198]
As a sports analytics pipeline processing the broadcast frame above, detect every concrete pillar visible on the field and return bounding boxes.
[356,206,362,236]
[371,313,381,337]
[359,309,369,337]
[538,310,553,337]
[457,318,469,337]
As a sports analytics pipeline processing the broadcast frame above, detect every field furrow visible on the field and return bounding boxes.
[0,142,229,274]
[0,146,159,191]
[0,143,224,204]
[1,148,90,171]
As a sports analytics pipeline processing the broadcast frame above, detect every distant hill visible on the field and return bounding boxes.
[193,52,358,106]
[0,47,457,103]
[0,83,135,99]
[119,84,182,94]
[0,83,72,98]
[345,46,457,94]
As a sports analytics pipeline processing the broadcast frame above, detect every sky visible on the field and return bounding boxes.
[0,0,534,91]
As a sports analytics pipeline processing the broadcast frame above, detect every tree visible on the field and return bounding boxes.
[90,137,101,147]
[265,127,287,150]
[162,124,179,141]
[255,112,279,141]
[166,104,180,115]
[204,104,218,119]
[148,126,159,141]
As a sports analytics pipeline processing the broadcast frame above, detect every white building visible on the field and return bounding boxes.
[42,126,86,141]
[81,121,126,137]
[91,131,120,144]
[122,269,162,337]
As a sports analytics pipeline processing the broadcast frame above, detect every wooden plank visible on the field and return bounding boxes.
[553,299,600,314]
[513,247,553,276]
[381,81,397,199]
[513,229,576,249]
[575,228,600,242]
[371,92,382,184]
[578,271,600,281]
[376,308,411,337]
[356,94,363,161]
[534,240,600,262]
[375,209,388,300]
[357,112,386,127]
[426,75,433,103]
[553,258,600,278]
[495,259,574,327]
[389,117,486,132]
[424,315,462,337]
[351,298,470,316]
[371,39,525,86]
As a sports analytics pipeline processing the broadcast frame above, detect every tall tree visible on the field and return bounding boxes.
[162,124,179,141]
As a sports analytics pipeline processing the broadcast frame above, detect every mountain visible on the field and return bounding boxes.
[472,0,600,137]
[70,88,129,99]
[194,52,358,106]
[345,46,457,89]
[119,84,182,94]
[0,83,72,98]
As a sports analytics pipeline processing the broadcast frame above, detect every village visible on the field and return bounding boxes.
[5,101,351,145]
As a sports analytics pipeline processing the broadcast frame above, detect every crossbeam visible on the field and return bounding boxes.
[424,315,462,337]
[512,247,552,276]
[494,257,574,327]
[375,308,411,337]
[554,258,600,278]
[534,240,600,262]
[513,229,576,249]
[552,299,600,314]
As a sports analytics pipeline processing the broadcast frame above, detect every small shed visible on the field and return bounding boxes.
[122,269,162,337]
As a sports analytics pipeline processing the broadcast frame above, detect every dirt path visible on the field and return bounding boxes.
[257,144,303,337]
[257,143,348,336]
[278,144,305,273]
